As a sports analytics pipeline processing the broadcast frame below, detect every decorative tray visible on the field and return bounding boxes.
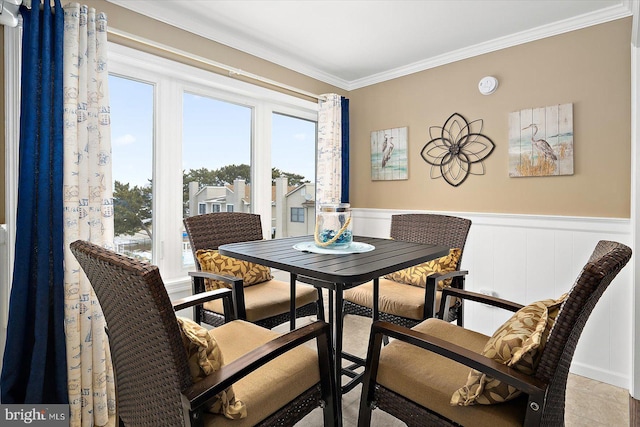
[293,241,375,254]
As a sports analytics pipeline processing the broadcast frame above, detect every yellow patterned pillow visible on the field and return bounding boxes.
[196,249,273,290]
[450,294,567,406]
[384,248,462,289]
[177,317,247,419]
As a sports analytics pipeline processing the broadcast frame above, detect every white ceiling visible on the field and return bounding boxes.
[107,0,632,90]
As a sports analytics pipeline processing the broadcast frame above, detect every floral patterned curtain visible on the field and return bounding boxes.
[62,4,116,426]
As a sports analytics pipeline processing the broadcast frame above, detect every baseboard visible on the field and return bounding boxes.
[570,362,629,390]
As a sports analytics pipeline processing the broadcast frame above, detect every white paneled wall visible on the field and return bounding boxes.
[352,208,632,389]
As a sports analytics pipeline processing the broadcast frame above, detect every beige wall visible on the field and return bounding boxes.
[0,9,632,224]
[349,18,632,218]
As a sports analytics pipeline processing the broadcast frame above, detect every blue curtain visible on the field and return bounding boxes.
[340,97,350,203]
[1,0,67,404]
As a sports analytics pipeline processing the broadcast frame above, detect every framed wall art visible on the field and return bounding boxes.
[509,103,574,177]
[371,126,408,181]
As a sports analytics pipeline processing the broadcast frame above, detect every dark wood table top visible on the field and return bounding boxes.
[219,235,450,285]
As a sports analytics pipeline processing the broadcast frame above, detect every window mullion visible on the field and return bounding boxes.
[252,103,273,238]
[154,78,183,279]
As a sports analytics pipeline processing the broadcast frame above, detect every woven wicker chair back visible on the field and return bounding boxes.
[70,240,191,427]
[536,240,631,425]
[390,214,472,268]
[184,212,264,270]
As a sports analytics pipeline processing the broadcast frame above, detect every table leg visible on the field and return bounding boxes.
[290,273,297,331]
[328,289,334,328]
[334,284,344,425]
[372,277,380,321]
[335,285,344,394]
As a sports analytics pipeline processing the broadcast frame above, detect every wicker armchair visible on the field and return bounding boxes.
[344,214,471,328]
[70,240,338,427]
[358,240,631,427]
[183,212,323,329]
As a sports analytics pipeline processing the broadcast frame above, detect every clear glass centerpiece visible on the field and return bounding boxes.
[314,203,353,249]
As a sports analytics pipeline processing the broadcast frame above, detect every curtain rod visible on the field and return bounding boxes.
[108,28,325,101]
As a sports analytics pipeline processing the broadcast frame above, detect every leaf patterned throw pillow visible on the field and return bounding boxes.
[196,249,273,290]
[176,317,247,419]
[451,293,567,406]
[384,248,461,289]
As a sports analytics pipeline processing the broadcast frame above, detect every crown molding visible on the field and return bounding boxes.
[107,1,631,91]
[348,2,632,90]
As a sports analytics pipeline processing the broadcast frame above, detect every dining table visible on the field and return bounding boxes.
[218,234,449,421]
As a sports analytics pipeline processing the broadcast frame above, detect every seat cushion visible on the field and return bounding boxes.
[204,279,318,322]
[451,294,567,406]
[202,320,320,427]
[176,317,246,419]
[196,249,272,290]
[377,318,527,427]
[344,279,450,320]
[384,248,461,289]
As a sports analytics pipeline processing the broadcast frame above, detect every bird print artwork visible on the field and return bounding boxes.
[522,123,557,161]
[371,127,408,180]
[381,135,395,168]
[508,104,574,177]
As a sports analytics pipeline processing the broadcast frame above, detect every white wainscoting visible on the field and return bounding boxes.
[352,208,633,389]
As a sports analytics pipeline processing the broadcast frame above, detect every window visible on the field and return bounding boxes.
[227,205,234,212]
[272,113,317,237]
[109,75,154,262]
[108,43,317,281]
[198,203,206,214]
[182,92,251,219]
[291,208,304,223]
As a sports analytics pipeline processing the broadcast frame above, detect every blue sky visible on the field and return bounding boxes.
[109,75,316,188]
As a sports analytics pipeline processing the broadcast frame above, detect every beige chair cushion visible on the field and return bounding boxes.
[377,318,527,427]
[176,317,247,419]
[451,294,566,406]
[384,248,462,289]
[196,249,273,290]
[202,320,320,427]
[204,279,318,322]
[344,278,451,320]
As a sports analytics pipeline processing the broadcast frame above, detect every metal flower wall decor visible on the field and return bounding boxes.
[421,113,495,187]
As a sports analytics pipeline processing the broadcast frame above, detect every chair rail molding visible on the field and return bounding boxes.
[352,207,632,389]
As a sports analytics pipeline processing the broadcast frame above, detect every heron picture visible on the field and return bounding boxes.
[371,126,408,180]
[508,103,573,177]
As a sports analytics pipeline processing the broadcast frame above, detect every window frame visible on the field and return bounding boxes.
[108,43,318,283]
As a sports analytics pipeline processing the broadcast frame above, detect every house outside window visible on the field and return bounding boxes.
[291,207,304,223]
[198,203,206,214]
[212,204,221,213]
[227,205,234,212]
